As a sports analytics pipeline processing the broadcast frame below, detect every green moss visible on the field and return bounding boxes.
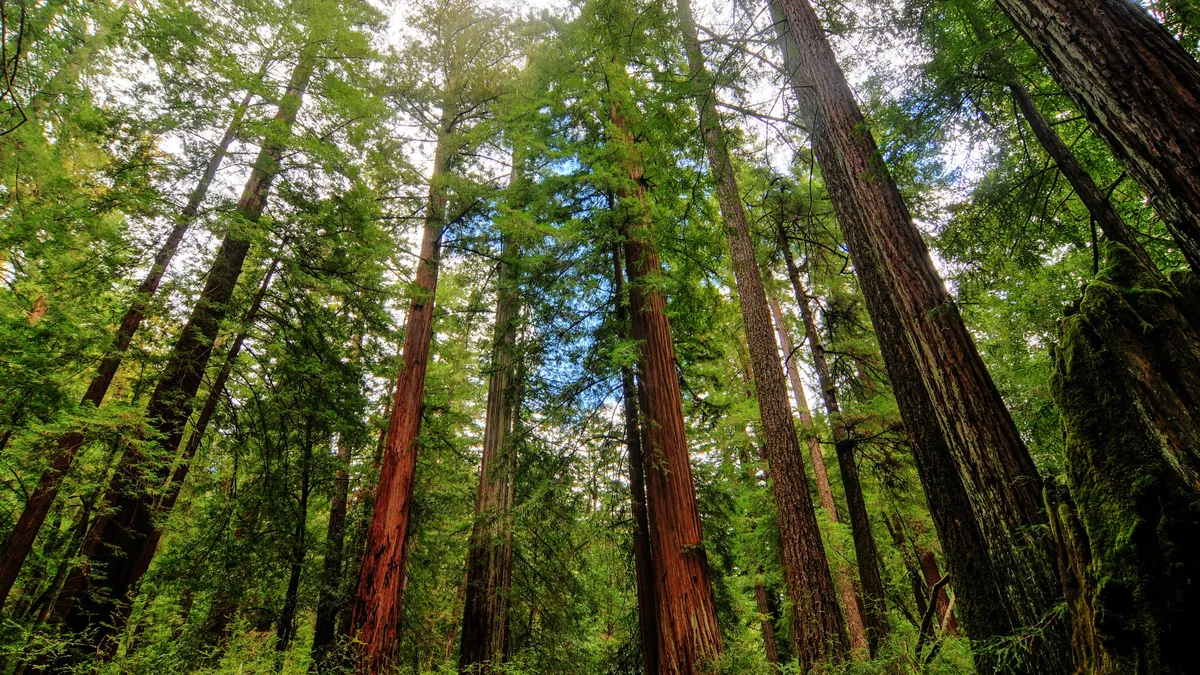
[1049,244,1200,674]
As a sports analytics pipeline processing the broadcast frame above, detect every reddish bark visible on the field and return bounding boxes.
[771,1,1072,670]
[994,0,1200,270]
[610,77,723,673]
[350,109,452,674]
[56,54,314,651]
[612,244,660,675]
[0,87,256,610]
[677,0,847,663]
[918,550,959,636]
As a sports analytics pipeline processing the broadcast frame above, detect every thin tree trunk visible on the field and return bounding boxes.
[956,1,1157,273]
[753,579,781,669]
[775,239,890,653]
[609,73,723,673]
[0,87,256,610]
[677,0,846,664]
[350,103,453,674]
[885,514,930,623]
[310,435,352,672]
[770,1,1072,670]
[918,549,959,635]
[275,424,314,672]
[612,243,659,675]
[767,295,870,655]
[458,166,521,673]
[993,0,1200,270]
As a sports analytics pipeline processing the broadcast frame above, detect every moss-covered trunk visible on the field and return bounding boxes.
[1049,244,1200,673]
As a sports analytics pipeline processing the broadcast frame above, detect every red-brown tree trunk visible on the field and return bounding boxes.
[612,243,660,675]
[767,296,869,655]
[775,240,890,654]
[458,217,520,673]
[610,79,723,673]
[350,108,452,674]
[677,0,847,663]
[771,1,1072,670]
[918,549,959,635]
[0,87,256,610]
[56,53,315,653]
[994,0,1200,270]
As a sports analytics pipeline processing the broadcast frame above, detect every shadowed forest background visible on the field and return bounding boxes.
[1,0,1199,672]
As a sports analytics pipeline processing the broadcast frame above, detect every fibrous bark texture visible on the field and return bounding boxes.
[613,244,659,675]
[610,78,723,674]
[771,1,1072,670]
[1048,243,1200,673]
[677,0,847,663]
[994,0,1200,270]
[350,108,452,674]
[0,87,255,611]
[58,55,314,652]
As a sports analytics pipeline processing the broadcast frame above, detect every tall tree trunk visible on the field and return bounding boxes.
[350,104,453,675]
[0,87,256,611]
[770,1,1072,671]
[752,578,781,669]
[676,0,847,664]
[993,0,1200,270]
[56,53,314,652]
[775,240,890,653]
[609,76,723,674]
[956,1,1157,273]
[918,549,959,635]
[767,295,870,655]
[612,243,659,675]
[458,172,521,673]
[310,436,352,672]
[275,424,315,671]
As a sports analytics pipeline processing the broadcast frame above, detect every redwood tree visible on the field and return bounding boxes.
[676,0,848,664]
[993,0,1200,270]
[58,51,317,652]
[0,87,255,610]
[771,0,1073,670]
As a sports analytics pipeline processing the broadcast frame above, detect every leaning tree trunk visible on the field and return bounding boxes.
[955,0,1157,274]
[310,433,353,673]
[609,72,723,673]
[993,0,1200,270]
[458,182,521,673]
[767,295,870,655]
[677,0,847,663]
[775,238,889,653]
[612,244,660,675]
[771,1,1072,670]
[57,52,315,653]
[1047,243,1200,673]
[350,104,453,675]
[0,87,256,611]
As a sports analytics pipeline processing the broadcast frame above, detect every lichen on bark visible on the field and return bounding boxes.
[1049,243,1200,674]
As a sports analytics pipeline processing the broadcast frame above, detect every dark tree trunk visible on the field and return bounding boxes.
[753,580,781,669]
[918,549,959,635]
[612,244,659,675]
[350,106,452,674]
[56,53,315,653]
[275,425,315,671]
[310,436,352,672]
[0,87,256,611]
[609,75,723,673]
[994,0,1200,270]
[767,295,869,655]
[885,514,930,623]
[677,0,847,664]
[458,188,521,673]
[776,238,889,654]
[771,1,1072,671]
[1047,244,1200,673]
[956,1,1157,273]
